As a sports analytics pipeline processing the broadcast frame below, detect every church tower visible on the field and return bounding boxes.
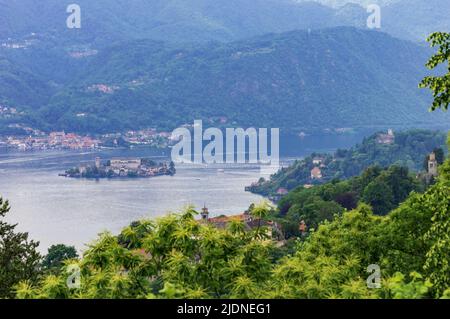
[201,205,209,221]
[428,152,438,177]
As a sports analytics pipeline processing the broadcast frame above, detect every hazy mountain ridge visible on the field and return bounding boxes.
[383,0,450,42]
[0,0,363,44]
[2,0,447,44]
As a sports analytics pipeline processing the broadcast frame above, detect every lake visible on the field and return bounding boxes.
[0,131,371,252]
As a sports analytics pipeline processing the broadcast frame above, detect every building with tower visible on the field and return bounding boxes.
[428,152,438,177]
[201,205,209,221]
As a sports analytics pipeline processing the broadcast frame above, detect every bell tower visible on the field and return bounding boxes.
[428,152,438,177]
[201,204,209,221]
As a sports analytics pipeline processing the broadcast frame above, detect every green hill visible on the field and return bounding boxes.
[248,129,448,196]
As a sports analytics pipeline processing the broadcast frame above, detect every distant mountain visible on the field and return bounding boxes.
[24,27,449,133]
[383,0,450,42]
[0,0,362,45]
[1,0,447,45]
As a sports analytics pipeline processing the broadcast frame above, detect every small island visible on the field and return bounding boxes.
[61,157,176,179]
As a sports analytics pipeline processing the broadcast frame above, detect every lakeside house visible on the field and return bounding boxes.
[268,187,289,202]
[276,188,289,196]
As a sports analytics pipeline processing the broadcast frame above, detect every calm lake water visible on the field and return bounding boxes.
[0,132,370,252]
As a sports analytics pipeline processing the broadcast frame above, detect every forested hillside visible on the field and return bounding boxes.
[6,28,449,133]
[248,129,448,196]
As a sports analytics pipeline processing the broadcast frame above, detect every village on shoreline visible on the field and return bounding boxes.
[0,127,174,151]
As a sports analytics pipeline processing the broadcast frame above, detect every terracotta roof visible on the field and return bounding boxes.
[311,167,322,177]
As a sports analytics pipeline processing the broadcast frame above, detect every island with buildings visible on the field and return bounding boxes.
[62,157,176,179]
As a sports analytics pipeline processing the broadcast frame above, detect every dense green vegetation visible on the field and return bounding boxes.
[0,198,41,298]
[42,244,78,272]
[249,129,447,196]
[275,164,423,238]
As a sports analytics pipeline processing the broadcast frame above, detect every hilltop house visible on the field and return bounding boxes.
[311,167,322,180]
[200,206,283,240]
[376,129,395,145]
[312,157,324,166]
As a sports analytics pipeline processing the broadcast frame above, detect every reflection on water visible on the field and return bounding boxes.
[0,132,368,252]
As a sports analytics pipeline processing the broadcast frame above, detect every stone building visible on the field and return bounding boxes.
[428,152,438,177]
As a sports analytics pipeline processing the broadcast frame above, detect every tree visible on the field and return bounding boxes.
[379,188,435,276]
[334,191,358,210]
[264,204,382,299]
[298,199,344,230]
[249,201,272,239]
[19,207,276,299]
[0,197,41,298]
[42,244,78,271]
[419,32,450,111]
[417,31,450,297]
[434,148,445,165]
[377,166,419,205]
[362,180,394,215]
[422,177,450,296]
